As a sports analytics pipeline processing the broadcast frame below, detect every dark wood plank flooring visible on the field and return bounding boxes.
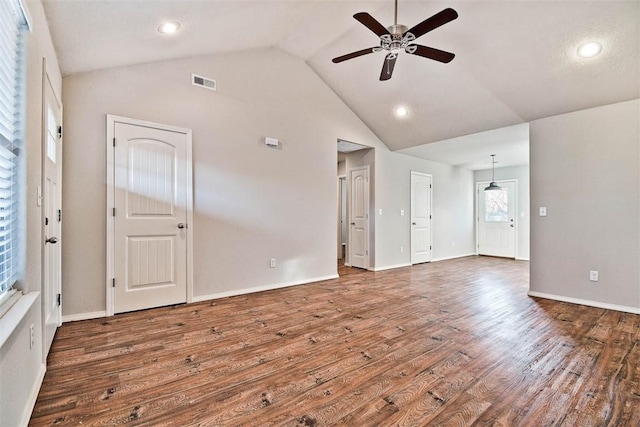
[30,256,640,426]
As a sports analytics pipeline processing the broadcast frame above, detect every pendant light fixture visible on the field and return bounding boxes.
[484,154,502,191]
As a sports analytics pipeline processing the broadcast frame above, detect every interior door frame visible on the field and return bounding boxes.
[41,58,62,355]
[475,179,518,257]
[410,171,433,265]
[337,175,346,261]
[105,115,194,316]
[347,165,370,270]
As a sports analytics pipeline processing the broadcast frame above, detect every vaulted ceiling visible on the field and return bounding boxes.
[42,0,639,160]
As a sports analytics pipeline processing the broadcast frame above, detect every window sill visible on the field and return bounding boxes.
[0,291,39,348]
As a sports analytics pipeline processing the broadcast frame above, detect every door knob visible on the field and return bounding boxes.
[412,222,417,225]
[177,223,186,229]
[45,236,58,244]
[510,224,514,228]
[350,222,355,226]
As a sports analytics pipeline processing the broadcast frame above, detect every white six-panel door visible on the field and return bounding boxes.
[349,166,369,269]
[478,180,516,258]
[411,172,432,264]
[110,118,191,314]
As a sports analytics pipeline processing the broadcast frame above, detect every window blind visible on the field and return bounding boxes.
[0,0,27,299]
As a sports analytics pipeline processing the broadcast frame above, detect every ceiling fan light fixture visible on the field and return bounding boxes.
[158,21,181,34]
[577,41,602,58]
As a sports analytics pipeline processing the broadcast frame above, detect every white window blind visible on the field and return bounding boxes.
[0,0,28,300]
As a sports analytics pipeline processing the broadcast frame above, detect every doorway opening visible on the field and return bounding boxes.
[337,139,373,273]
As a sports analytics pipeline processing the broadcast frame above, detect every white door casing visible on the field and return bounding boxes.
[477,180,517,258]
[411,172,432,264]
[349,166,369,269]
[42,63,62,354]
[106,116,193,315]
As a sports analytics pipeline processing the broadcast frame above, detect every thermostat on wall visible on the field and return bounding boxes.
[264,137,279,147]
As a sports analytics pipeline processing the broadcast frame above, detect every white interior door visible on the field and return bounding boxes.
[478,180,516,258]
[113,120,189,313]
[411,172,432,264]
[349,166,369,269]
[42,68,62,354]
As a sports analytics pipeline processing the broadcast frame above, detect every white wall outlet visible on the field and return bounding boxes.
[400,209,405,216]
[37,186,42,207]
[379,209,383,216]
[400,246,404,253]
[539,207,547,217]
[270,258,276,268]
[29,324,35,349]
[589,270,599,282]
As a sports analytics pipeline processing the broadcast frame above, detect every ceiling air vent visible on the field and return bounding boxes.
[192,73,216,91]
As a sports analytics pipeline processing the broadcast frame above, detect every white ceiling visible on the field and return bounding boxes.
[42,0,639,166]
[397,123,529,170]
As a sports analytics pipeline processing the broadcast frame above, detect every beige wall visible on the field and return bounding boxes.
[530,99,640,309]
[61,48,385,316]
[475,164,530,260]
[374,152,476,268]
[1,0,62,425]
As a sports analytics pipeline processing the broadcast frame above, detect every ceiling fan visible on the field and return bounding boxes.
[332,0,458,81]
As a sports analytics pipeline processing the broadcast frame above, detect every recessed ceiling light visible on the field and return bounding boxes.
[158,21,181,34]
[577,41,602,58]
[395,106,408,117]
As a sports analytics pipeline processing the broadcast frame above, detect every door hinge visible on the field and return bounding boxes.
[112,207,116,217]
[366,250,368,255]
[112,278,115,288]
[430,184,432,189]
[58,209,62,222]
[57,293,61,306]
[113,137,116,147]
[45,217,49,226]
[430,246,432,250]
[57,126,62,139]
[429,215,432,219]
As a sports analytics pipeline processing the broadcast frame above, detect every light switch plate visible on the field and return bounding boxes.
[400,209,405,216]
[539,207,547,217]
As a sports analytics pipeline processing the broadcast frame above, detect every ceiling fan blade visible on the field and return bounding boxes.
[332,47,378,63]
[407,44,455,63]
[354,12,391,37]
[404,8,458,40]
[379,54,397,81]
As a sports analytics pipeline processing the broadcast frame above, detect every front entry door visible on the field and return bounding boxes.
[478,180,516,258]
[349,166,369,269]
[411,172,432,264]
[112,119,190,313]
[42,68,62,354]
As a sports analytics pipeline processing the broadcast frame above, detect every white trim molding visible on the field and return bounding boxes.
[192,275,339,303]
[372,263,412,272]
[62,311,107,323]
[22,363,46,427]
[431,253,477,262]
[528,291,640,315]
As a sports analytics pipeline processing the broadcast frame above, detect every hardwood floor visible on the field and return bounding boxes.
[30,256,640,426]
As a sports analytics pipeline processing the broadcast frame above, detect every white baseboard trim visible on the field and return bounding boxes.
[21,362,46,427]
[62,310,107,323]
[431,253,476,262]
[372,263,411,272]
[528,291,640,315]
[192,274,339,303]
[516,257,530,261]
